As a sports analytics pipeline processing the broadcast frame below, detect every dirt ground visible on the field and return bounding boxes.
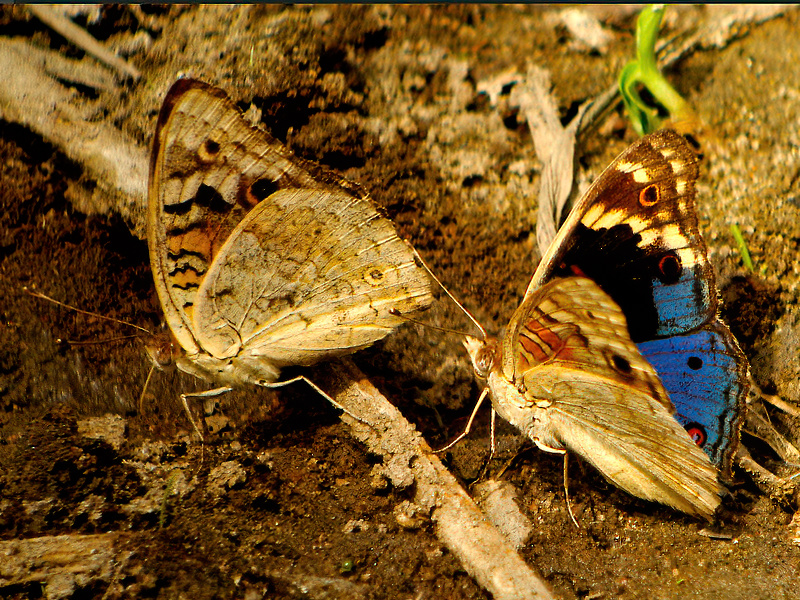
[1,5,800,599]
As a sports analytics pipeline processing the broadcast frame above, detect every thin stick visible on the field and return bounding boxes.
[750,375,800,417]
[28,5,141,81]
[329,358,555,600]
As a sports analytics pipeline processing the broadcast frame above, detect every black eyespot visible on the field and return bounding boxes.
[657,252,682,284]
[639,184,659,207]
[250,178,279,202]
[203,139,221,155]
[364,267,385,286]
[687,356,703,371]
[611,354,632,374]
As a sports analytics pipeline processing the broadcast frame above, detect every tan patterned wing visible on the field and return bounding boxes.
[502,277,669,406]
[193,187,433,367]
[489,277,722,518]
[148,79,325,355]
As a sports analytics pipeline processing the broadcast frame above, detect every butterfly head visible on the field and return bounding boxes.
[144,331,184,372]
[463,335,499,379]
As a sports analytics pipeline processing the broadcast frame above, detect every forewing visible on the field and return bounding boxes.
[503,277,670,409]
[529,130,713,341]
[148,78,321,354]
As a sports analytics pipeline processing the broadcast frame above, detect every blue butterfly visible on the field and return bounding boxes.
[527,129,749,478]
[464,130,748,517]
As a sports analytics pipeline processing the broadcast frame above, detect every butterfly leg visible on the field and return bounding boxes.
[434,387,490,453]
[137,365,157,414]
[259,376,365,423]
[180,386,234,443]
[489,407,496,461]
[533,441,579,527]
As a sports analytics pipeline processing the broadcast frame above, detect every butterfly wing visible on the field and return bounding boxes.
[193,187,433,367]
[148,78,323,355]
[529,130,711,340]
[148,79,432,378]
[511,370,723,518]
[501,277,669,406]
[489,277,722,518]
[527,130,747,473]
[637,322,748,476]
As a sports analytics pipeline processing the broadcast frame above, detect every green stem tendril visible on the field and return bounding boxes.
[619,5,693,135]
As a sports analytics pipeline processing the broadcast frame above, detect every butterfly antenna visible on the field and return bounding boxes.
[409,247,487,340]
[63,334,141,346]
[387,309,479,339]
[24,286,152,335]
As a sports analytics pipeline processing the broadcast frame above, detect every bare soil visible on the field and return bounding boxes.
[1,5,799,599]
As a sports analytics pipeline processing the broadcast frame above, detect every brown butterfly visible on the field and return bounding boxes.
[147,78,433,428]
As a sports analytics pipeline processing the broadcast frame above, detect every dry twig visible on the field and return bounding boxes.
[28,5,141,81]
[327,359,555,600]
